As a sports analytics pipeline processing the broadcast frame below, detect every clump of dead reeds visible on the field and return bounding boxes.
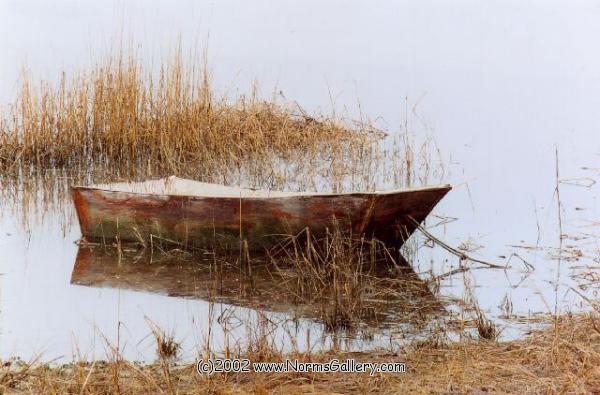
[267,227,436,332]
[0,50,376,180]
[270,228,378,331]
[475,307,497,341]
[146,319,181,361]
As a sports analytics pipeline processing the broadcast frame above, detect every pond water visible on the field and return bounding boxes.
[1,0,600,362]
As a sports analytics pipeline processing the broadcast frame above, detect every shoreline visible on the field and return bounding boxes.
[3,313,598,394]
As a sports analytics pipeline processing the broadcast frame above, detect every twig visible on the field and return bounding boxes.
[411,219,507,269]
[79,360,96,395]
[554,147,564,348]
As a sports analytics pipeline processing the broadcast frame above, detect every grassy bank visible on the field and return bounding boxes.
[1,314,598,394]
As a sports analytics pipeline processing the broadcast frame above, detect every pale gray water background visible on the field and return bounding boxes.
[1,0,600,361]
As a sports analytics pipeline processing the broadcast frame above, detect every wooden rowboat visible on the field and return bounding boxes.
[72,176,451,252]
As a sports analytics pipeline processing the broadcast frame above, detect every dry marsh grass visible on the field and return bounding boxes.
[268,228,441,332]
[0,50,377,185]
[1,313,598,394]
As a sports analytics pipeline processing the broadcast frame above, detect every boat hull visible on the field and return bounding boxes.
[71,184,451,252]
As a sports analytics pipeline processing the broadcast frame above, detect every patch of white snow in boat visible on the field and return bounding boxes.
[82,176,451,198]
[86,176,312,198]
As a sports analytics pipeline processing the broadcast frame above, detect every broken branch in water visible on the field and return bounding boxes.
[411,219,507,269]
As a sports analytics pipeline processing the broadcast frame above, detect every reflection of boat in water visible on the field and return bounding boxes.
[72,176,451,252]
[71,246,444,328]
[71,246,262,303]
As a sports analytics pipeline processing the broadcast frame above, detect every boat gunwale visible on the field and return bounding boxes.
[70,181,452,200]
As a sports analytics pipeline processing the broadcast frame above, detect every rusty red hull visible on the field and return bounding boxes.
[71,179,451,251]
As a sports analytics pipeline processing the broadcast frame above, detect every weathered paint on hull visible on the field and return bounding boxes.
[71,184,451,251]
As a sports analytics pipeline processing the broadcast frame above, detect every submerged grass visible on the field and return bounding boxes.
[268,227,440,332]
[72,230,444,337]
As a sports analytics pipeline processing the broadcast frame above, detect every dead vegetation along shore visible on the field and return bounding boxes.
[1,313,598,394]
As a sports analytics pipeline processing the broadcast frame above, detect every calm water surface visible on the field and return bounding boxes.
[1,0,600,361]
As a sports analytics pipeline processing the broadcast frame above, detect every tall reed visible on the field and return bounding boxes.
[0,50,377,188]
